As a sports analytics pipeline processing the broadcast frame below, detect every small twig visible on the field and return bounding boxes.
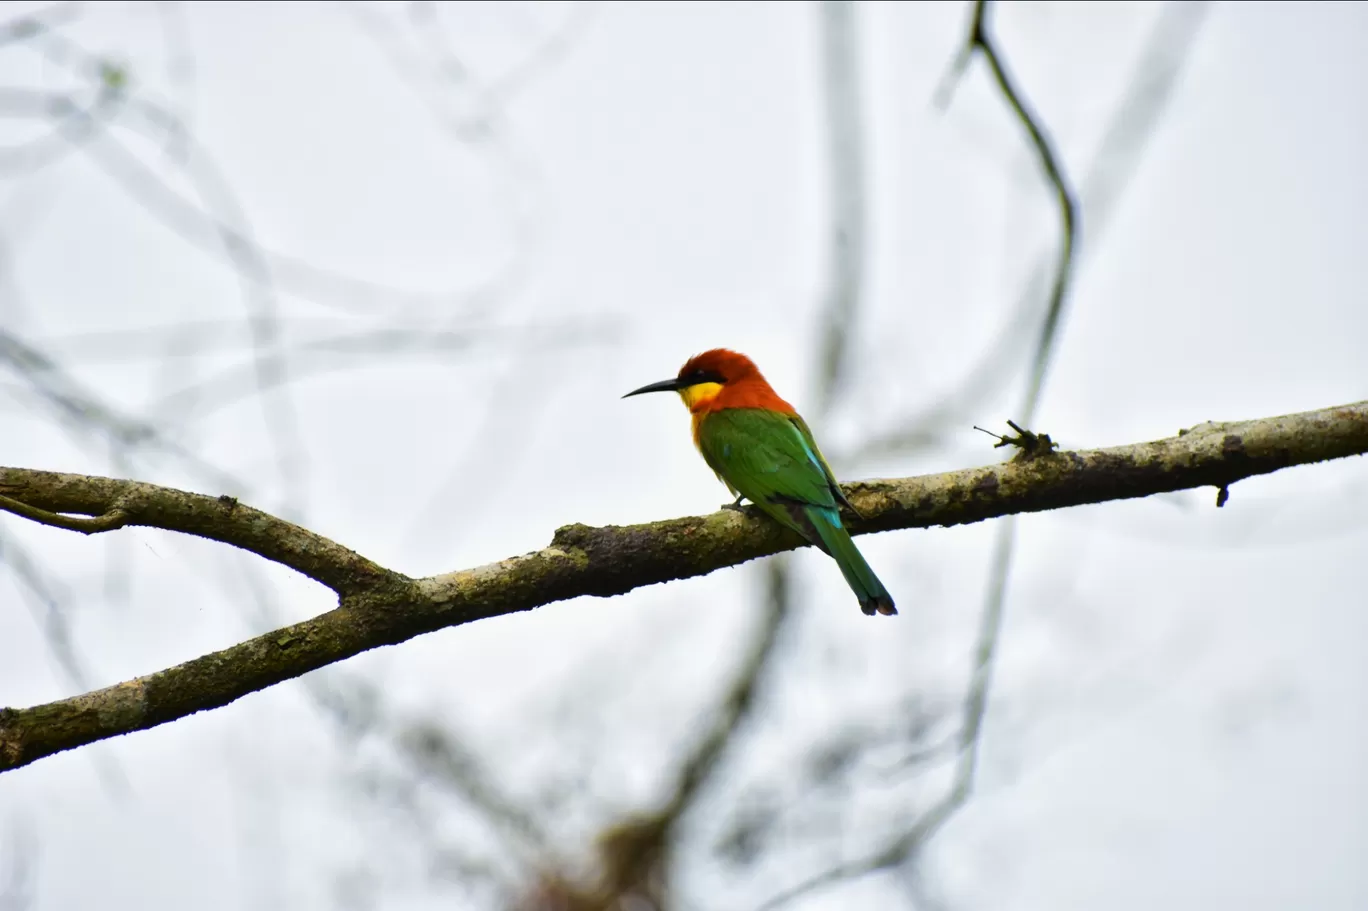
[0,493,128,534]
[930,0,986,109]
[974,420,1058,459]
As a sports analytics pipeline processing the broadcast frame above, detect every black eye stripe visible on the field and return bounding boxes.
[683,368,725,385]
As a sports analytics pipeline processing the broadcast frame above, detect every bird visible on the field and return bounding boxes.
[623,348,896,617]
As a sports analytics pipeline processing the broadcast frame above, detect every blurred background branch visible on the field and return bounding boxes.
[760,0,1080,901]
[532,2,875,905]
[846,0,1211,462]
[0,815,36,911]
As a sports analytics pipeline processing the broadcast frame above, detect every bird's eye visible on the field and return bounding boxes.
[686,368,723,385]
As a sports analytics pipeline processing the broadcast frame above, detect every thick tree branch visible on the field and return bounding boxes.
[1,399,1365,773]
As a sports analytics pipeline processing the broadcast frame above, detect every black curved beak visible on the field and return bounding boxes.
[622,377,682,399]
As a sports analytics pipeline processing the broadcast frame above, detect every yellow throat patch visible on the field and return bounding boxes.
[677,382,723,411]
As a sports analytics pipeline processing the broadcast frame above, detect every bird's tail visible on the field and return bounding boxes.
[808,508,897,617]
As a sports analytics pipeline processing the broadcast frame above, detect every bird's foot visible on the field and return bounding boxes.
[720,496,749,513]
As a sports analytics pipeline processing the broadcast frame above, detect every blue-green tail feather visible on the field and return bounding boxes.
[806,506,896,617]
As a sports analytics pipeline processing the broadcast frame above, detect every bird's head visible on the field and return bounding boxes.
[622,348,760,410]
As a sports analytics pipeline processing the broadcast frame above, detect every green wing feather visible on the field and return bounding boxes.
[787,413,859,515]
[696,408,895,616]
[696,409,837,528]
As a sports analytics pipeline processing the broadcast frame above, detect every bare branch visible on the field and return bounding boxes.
[0,813,37,911]
[0,399,1364,772]
[0,328,251,494]
[397,721,554,860]
[0,528,90,692]
[764,5,1089,903]
[813,0,868,414]
[0,3,81,50]
[648,557,791,840]
[968,8,1079,425]
[1078,1,1213,245]
[854,0,1214,463]
[0,494,127,534]
[0,469,395,594]
[933,0,1080,428]
[913,0,1083,892]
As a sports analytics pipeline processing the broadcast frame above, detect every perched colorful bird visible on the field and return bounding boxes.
[623,348,896,617]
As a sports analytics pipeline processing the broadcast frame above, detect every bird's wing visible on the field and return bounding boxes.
[697,408,838,511]
[787,413,858,515]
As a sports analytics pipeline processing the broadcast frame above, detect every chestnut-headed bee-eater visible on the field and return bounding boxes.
[624,348,896,617]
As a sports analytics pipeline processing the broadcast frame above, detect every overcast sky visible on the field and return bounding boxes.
[1,2,1365,910]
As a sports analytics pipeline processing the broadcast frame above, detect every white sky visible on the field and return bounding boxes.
[0,2,1365,910]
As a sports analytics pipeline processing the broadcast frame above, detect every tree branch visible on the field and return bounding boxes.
[813,0,868,415]
[586,558,793,901]
[0,493,129,534]
[953,0,1079,427]
[789,6,1209,899]
[0,470,395,594]
[1,399,1365,772]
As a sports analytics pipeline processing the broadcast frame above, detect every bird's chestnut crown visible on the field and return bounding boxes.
[675,349,759,387]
